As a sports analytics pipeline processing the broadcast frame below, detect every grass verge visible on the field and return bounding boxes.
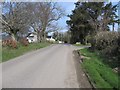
[80,48,120,89]
[2,42,51,62]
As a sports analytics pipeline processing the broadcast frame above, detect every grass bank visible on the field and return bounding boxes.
[2,42,51,62]
[80,48,120,89]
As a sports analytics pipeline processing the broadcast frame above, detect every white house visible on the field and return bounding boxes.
[26,32,37,43]
[46,36,56,43]
[58,40,64,44]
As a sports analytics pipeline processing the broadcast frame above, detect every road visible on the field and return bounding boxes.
[2,44,90,88]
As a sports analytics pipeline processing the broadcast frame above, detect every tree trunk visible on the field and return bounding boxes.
[41,27,46,42]
[11,33,16,41]
[37,32,40,42]
[113,23,115,31]
[37,31,41,42]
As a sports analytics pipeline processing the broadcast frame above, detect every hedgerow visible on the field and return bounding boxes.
[88,31,120,68]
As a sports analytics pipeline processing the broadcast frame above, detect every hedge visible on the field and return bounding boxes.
[88,31,120,68]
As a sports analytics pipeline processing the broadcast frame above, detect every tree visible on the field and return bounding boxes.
[118,1,120,31]
[1,2,33,40]
[24,2,65,42]
[67,2,96,44]
[1,2,65,42]
[101,2,118,31]
[67,2,118,44]
[52,30,71,43]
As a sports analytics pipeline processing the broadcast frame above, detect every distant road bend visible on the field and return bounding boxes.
[2,44,90,88]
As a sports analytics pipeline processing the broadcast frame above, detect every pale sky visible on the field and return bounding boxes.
[2,1,120,34]
[57,2,75,32]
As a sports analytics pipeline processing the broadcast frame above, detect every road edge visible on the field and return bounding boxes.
[73,50,96,89]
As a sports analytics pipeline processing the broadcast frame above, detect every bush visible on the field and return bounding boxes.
[88,31,120,68]
[19,38,29,46]
[91,31,119,50]
[2,39,17,48]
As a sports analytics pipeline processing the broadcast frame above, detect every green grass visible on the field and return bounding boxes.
[2,42,51,62]
[80,48,120,89]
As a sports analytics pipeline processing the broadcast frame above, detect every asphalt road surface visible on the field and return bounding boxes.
[2,44,89,88]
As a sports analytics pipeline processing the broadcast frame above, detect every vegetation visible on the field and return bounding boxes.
[52,31,71,43]
[66,2,119,44]
[80,48,120,89]
[1,2,65,42]
[88,31,120,68]
[1,2,64,61]
[0,1,119,88]
[2,42,50,62]
[66,2,120,84]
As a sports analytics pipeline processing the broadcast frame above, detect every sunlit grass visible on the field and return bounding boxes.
[2,42,51,62]
[80,48,120,89]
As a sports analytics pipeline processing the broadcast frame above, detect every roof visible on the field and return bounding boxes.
[26,32,37,37]
[47,36,52,38]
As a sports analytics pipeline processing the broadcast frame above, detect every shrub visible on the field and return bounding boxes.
[2,39,17,49]
[88,31,120,68]
[19,38,29,46]
[11,40,17,48]
[92,31,119,50]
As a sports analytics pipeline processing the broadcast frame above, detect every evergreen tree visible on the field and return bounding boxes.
[67,2,118,44]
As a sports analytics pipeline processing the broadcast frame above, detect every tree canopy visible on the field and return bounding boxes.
[1,2,65,41]
[66,2,118,44]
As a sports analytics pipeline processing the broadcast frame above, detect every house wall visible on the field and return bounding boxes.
[34,35,37,42]
[46,37,55,42]
[27,34,38,43]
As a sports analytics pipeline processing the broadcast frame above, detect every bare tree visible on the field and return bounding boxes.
[1,2,33,40]
[1,2,65,42]
[30,2,65,41]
